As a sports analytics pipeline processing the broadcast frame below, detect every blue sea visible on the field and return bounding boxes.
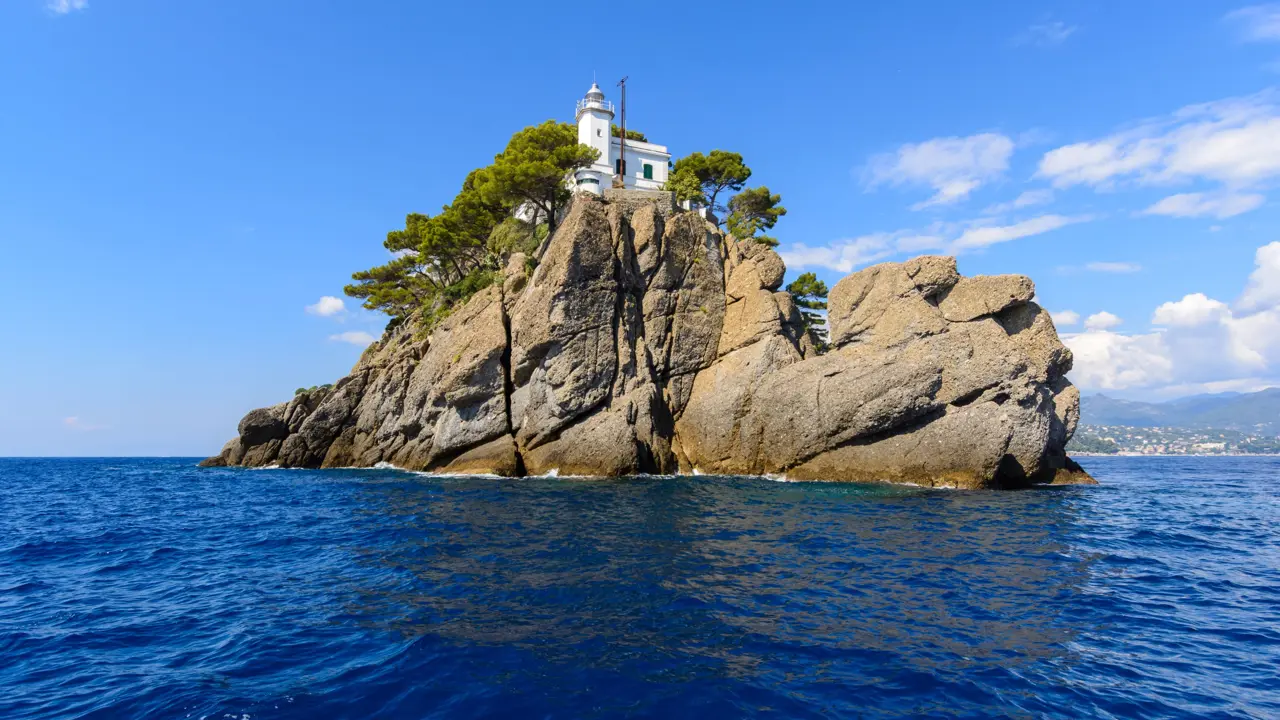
[1,458,1278,719]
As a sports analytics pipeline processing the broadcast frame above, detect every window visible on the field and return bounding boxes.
[577,177,599,186]
[643,163,653,180]
[615,159,625,175]
[597,128,602,137]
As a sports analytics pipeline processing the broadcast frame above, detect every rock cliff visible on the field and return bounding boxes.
[203,193,1094,489]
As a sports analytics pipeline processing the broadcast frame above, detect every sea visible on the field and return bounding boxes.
[1,457,1277,719]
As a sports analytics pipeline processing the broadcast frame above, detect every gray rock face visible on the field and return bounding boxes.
[202,193,1092,488]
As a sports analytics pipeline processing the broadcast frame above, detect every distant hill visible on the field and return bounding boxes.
[1081,388,1280,432]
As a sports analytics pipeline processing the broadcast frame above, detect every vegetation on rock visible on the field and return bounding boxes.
[344,121,596,330]
[668,150,751,214]
[726,186,787,247]
[785,272,829,348]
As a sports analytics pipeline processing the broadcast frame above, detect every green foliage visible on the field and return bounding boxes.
[487,217,542,258]
[346,121,592,329]
[786,272,829,350]
[666,166,704,206]
[611,124,647,142]
[726,186,787,245]
[668,150,752,213]
[472,120,598,235]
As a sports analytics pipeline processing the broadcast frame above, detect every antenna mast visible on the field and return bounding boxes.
[615,76,628,188]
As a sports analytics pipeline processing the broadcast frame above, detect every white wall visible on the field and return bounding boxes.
[578,108,612,169]
[608,138,670,190]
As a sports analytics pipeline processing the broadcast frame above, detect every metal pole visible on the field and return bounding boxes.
[616,76,628,187]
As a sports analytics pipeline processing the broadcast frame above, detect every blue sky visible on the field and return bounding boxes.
[4,1,1280,455]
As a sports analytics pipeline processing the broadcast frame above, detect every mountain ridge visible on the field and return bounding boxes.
[1082,388,1280,431]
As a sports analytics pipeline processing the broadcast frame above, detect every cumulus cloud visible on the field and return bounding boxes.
[1142,191,1265,219]
[1238,240,1280,311]
[1153,293,1232,326]
[781,214,1087,273]
[306,296,346,317]
[1063,330,1174,390]
[1014,20,1079,47]
[1085,261,1143,273]
[1226,4,1280,42]
[1084,311,1123,331]
[47,0,87,13]
[1064,241,1280,393]
[1051,310,1081,326]
[866,133,1014,209]
[1037,92,1280,214]
[330,331,376,346]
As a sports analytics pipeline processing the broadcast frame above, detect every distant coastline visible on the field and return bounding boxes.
[1074,452,1280,458]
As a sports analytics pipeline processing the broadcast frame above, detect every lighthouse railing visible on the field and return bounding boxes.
[576,98,615,114]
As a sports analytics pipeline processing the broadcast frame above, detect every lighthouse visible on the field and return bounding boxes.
[571,82,670,195]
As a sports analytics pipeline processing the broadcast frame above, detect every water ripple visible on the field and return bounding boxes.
[0,457,1277,718]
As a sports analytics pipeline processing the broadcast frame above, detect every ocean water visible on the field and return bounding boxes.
[1,458,1277,719]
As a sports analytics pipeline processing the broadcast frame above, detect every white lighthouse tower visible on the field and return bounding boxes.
[571,82,670,195]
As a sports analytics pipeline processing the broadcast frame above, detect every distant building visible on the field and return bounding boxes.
[572,82,670,194]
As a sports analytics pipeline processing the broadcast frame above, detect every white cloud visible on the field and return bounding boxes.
[1238,240,1280,311]
[1051,310,1081,326]
[47,0,87,13]
[1226,4,1280,42]
[1037,92,1280,213]
[781,214,1085,273]
[1153,293,1232,327]
[1064,242,1280,393]
[1084,311,1123,331]
[1062,330,1174,390]
[306,296,346,317]
[1038,138,1165,188]
[1085,261,1143,273]
[950,214,1088,251]
[780,233,902,274]
[866,133,1014,209]
[983,189,1054,214]
[1014,20,1078,47]
[1142,191,1265,219]
[330,331,376,346]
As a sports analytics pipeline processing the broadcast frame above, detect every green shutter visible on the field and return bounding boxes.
[643,163,653,180]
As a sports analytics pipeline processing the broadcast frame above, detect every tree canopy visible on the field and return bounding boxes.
[726,186,787,247]
[345,121,593,330]
[472,120,598,236]
[610,124,647,142]
[667,150,751,214]
[786,272,829,350]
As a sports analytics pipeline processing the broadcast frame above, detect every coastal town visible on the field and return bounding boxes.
[1068,425,1280,456]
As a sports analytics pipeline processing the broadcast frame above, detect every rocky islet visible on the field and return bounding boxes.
[203,192,1093,489]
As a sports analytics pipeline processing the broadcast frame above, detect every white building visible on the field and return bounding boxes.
[572,82,670,195]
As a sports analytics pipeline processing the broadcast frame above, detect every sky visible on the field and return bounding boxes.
[3,1,1280,455]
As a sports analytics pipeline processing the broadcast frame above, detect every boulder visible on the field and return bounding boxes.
[938,274,1035,322]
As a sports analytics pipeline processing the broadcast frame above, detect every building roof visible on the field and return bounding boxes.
[585,82,605,100]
